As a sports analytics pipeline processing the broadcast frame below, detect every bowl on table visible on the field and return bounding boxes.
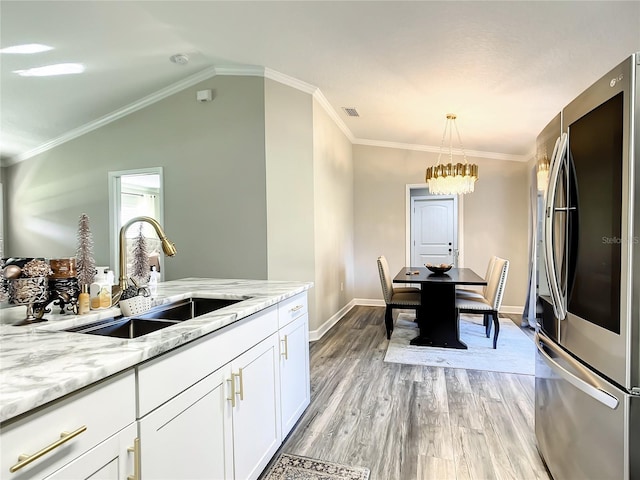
[425,263,452,275]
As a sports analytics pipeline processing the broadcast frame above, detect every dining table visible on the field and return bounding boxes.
[393,267,487,349]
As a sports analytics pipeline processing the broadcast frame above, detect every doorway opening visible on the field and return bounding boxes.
[108,167,164,282]
[405,185,463,268]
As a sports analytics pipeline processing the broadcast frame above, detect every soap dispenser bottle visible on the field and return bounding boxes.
[90,267,112,309]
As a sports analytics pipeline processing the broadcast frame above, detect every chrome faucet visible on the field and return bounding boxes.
[118,216,177,290]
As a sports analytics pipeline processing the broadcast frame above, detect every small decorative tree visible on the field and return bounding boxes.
[130,224,150,285]
[75,213,96,286]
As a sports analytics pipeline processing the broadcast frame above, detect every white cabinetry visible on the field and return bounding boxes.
[279,313,310,438]
[278,292,310,438]
[230,333,281,480]
[138,367,233,480]
[44,423,137,480]
[0,371,136,480]
[2,291,310,480]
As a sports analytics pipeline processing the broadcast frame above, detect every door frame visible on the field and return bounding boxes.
[405,184,464,267]
[108,167,165,282]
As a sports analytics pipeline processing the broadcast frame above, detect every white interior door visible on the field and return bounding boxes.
[411,196,458,267]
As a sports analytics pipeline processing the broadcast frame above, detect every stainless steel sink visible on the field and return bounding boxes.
[68,317,179,339]
[64,296,244,338]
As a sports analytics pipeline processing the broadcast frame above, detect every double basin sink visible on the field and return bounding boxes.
[65,297,242,339]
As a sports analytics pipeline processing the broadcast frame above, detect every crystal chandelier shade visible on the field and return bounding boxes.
[425,114,479,195]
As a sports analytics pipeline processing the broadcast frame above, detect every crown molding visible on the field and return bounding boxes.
[353,138,530,162]
[4,63,528,166]
[262,67,354,142]
[6,65,220,166]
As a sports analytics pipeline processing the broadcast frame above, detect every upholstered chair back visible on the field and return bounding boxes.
[482,256,498,296]
[377,256,394,304]
[485,257,509,311]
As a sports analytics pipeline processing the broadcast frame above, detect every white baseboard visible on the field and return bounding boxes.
[308,299,524,341]
[500,305,524,314]
[309,299,357,341]
[353,298,385,307]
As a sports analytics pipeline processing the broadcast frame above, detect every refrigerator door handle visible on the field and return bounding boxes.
[536,332,619,409]
[544,133,568,320]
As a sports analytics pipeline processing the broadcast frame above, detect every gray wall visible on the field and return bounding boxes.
[312,99,354,330]
[4,75,269,280]
[353,144,530,309]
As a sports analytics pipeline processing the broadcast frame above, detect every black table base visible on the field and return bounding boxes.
[413,282,468,349]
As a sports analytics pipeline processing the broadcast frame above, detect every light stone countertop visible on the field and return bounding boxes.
[0,277,312,424]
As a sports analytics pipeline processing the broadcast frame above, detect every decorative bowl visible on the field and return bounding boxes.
[425,263,452,275]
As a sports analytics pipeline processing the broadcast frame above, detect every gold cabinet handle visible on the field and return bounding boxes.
[127,437,140,480]
[233,369,244,401]
[9,425,87,473]
[289,304,303,313]
[227,377,236,407]
[281,335,289,360]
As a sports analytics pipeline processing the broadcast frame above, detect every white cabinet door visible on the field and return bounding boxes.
[230,333,281,480]
[139,367,234,480]
[279,314,310,438]
[44,423,136,480]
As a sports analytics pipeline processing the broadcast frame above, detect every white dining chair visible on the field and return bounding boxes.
[456,256,497,300]
[455,257,509,349]
[377,256,421,339]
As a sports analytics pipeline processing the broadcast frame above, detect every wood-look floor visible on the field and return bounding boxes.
[262,306,550,480]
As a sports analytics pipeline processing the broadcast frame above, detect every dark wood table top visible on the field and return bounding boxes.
[393,267,487,286]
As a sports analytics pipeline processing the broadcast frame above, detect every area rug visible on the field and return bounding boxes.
[384,313,535,375]
[262,453,370,480]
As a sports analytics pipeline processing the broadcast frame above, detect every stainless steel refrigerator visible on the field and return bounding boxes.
[535,53,640,479]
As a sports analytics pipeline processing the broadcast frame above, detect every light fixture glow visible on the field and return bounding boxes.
[0,43,54,54]
[425,114,479,195]
[536,154,550,192]
[13,63,85,77]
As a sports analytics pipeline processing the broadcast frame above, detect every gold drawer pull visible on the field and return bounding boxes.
[233,369,244,401]
[127,437,140,480]
[227,377,236,407]
[281,336,289,360]
[10,425,87,473]
[289,304,303,313]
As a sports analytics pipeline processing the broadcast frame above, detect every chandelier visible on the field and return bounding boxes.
[425,114,478,195]
[536,151,550,192]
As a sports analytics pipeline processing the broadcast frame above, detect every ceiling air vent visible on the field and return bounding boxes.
[342,107,360,117]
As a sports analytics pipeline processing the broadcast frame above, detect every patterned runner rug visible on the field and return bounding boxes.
[262,453,370,480]
[384,313,535,375]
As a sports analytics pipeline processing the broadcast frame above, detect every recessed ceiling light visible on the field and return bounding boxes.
[13,63,85,77]
[0,43,54,54]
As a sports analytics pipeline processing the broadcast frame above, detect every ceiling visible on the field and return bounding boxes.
[1,1,639,165]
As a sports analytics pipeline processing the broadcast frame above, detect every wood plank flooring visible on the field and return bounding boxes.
[261,306,550,480]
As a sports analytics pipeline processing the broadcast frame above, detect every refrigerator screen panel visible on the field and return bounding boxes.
[567,92,623,334]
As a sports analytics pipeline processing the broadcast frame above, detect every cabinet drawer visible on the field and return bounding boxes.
[278,292,308,329]
[0,371,135,480]
[137,305,278,417]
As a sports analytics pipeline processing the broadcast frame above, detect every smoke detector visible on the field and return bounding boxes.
[170,54,189,65]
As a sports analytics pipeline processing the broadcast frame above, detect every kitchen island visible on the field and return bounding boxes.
[0,277,312,480]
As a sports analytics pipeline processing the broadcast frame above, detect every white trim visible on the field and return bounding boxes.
[8,66,220,165]
[353,298,386,307]
[264,67,317,95]
[5,64,528,166]
[406,186,462,267]
[262,67,354,142]
[214,65,265,77]
[354,138,529,162]
[308,299,356,341]
[108,167,165,282]
[499,305,525,314]
[306,298,524,342]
